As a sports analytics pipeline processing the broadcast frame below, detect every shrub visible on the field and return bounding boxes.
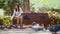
[0,16,11,25]
[0,18,3,25]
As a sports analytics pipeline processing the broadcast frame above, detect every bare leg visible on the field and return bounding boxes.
[17,17,19,25]
[16,16,23,26]
[20,16,23,25]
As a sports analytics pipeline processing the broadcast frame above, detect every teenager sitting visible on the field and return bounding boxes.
[11,3,23,26]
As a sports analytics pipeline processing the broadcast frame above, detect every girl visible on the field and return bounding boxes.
[11,3,23,25]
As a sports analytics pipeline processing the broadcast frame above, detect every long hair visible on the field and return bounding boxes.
[15,4,20,12]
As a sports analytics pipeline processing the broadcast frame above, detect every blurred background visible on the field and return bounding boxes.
[0,0,60,25]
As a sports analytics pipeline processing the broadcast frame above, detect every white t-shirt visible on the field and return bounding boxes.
[11,8,23,20]
[32,24,40,28]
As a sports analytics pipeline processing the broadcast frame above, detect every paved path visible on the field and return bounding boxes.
[0,29,60,34]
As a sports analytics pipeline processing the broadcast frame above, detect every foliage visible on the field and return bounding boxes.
[50,16,60,26]
[0,16,11,25]
[0,18,3,25]
[0,0,60,15]
[0,0,23,16]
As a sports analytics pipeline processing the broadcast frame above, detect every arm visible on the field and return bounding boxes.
[11,10,15,20]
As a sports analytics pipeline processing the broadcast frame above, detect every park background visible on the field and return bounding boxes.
[0,0,60,26]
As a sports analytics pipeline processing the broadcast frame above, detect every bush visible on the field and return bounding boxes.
[0,16,11,25]
[50,16,60,26]
[0,18,3,25]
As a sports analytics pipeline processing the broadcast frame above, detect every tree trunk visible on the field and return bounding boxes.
[23,0,30,13]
